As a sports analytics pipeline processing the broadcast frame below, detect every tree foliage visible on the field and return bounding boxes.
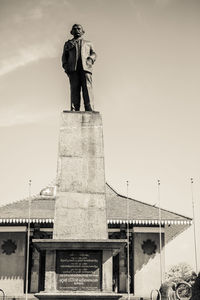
[165,262,194,283]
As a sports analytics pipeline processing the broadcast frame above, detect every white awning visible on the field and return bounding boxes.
[0,218,54,223]
[0,218,192,225]
[107,219,192,225]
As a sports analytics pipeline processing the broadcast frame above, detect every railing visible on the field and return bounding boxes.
[175,282,192,300]
[150,289,161,300]
[0,289,5,300]
[168,289,176,300]
[150,281,193,300]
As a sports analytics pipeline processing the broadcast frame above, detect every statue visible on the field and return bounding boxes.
[62,24,97,111]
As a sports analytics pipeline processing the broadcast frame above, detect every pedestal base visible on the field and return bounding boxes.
[35,292,122,300]
[33,239,126,296]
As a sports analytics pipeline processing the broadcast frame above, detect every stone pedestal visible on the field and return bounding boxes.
[33,112,125,300]
[54,112,107,240]
[34,240,125,299]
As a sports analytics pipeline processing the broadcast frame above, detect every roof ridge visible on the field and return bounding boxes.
[106,182,192,220]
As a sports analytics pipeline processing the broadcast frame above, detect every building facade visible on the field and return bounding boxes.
[0,183,191,298]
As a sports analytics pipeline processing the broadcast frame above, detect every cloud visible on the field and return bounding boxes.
[0,0,71,76]
[0,109,54,127]
[0,42,57,76]
[13,7,43,23]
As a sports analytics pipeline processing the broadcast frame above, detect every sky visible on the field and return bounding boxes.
[0,0,200,270]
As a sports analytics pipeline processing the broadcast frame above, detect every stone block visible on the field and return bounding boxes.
[58,156,105,193]
[53,192,107,240]
[54,112,108,240]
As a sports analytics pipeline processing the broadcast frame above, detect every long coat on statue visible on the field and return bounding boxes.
[62,38,97,75]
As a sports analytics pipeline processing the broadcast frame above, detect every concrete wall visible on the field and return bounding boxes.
[134,232,165,297]
[0,232,26,295]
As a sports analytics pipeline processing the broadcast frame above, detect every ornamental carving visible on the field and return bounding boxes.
[1,239,17,255]
[141,239,157,255]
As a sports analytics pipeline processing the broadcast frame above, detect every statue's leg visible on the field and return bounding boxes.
[81,71,93,111]
[69,72,81,111]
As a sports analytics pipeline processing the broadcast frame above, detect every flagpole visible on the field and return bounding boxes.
[25,180,31,300]
[126,180,130,300]
[158,179,163,286]
[190,178,198,274]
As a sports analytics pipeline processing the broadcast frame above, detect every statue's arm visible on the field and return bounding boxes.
[62,43,68,70]
[89,43,97,64]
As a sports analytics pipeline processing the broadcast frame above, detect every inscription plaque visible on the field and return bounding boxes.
[56,250,102,291]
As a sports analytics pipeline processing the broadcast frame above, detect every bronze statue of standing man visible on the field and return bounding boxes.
[62,24,97,111]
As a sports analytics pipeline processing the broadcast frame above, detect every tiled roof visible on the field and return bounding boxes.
[0,183,191,225]
[105,184,191,224]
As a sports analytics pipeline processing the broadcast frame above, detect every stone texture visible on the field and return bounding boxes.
[58,157,105,193]
[45,250,57,292]
[102,250,113,292]
[53,112,107,240]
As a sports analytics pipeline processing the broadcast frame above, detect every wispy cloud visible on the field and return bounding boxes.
[0,0,71,76]
[0,43,57,76]
[0,110,54,127]
[13,7,43,23]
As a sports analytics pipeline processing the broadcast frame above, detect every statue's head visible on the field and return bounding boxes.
[70,24,85,38]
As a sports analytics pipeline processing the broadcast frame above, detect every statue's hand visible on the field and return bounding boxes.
[86,57,93,66]
[65,40,76,51]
